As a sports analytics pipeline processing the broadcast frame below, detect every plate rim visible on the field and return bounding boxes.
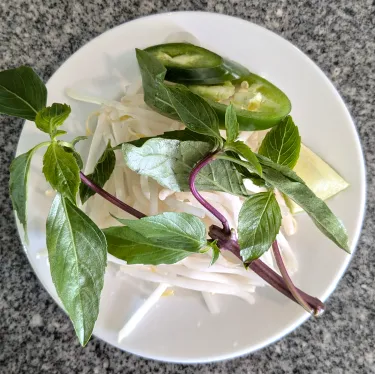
[14,10,367,363]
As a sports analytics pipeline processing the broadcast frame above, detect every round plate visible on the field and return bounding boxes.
[16,12,366,363]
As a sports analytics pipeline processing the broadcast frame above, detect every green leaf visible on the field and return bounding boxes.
[122,138,247,196]
[79,142,116,204]
[136,49,177,119]
[225,150,265,187]
[104,225,203,265]
[9,150,34,235]
[113,129,215,150]
[0,66,47,121]
[62,146,84,170]
[46,194,107,346]
[225,141,262,176]
[71,136,88,146]
[136,49,221,146]
[208,241,220,266]
[257,154,303,183]
[9,141,50,240]
[35,103,71,137]
[167,85,222,144]
[260,160,349,252]
[60,136,88,170]
[238,191,282,262]
[136,48,167,83]
[215,153,267,185]
[225,104,239,143]
[54,130,67,138]
[42,142,80,202]
[114,212,206,251]
[259,116,301,168]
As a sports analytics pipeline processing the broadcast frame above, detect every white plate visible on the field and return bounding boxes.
[16,12,366,363]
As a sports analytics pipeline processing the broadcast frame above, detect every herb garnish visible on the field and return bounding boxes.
[1,50,348,345]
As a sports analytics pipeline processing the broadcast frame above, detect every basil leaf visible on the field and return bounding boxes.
[257,154,304,183]
[122,138,247,196]
[114,212,206,251]
[46,194,107,346]
[0,66,47,121]
[167,85,222,144]
[136,49,177,119]
[136,48,167,83]
[104,226,201,265]
[61,136,88,170]
[35,103,71,137]
[225,150,265,187]
[9,150,34,237]
[238,191,282,262]
[225,104,239,143]
[259,116,301,168]
[42,142,80,202]
[226,141,262,176]
[9,142,49,240]
[63,147,84,170]
[113,129,215,150]
[260,161,349,252]
[71,136,88,146]
[54,130,67,138]
[198,157,247,196]
[137,50,221,145]
[79,142,116,204]
[209,241,220,266]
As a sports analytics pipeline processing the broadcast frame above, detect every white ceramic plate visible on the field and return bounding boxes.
[16,12,366,363]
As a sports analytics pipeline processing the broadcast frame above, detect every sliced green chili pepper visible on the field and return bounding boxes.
[188,81,235,101]
[189,74,292,131]
[145,43,249,85]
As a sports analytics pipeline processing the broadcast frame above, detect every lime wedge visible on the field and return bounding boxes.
[285,144,349,214]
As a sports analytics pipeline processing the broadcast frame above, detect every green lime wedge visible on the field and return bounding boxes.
[285,144,349,214]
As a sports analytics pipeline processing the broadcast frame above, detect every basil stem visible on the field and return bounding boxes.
[79,172,146,219]
[272,241,315,315]
[188,152,231,235]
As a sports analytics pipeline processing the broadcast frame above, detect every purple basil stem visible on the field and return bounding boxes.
[272,241,320,315]
[208,225,325,313]
[188,153,231,235]
[80,172,146,219]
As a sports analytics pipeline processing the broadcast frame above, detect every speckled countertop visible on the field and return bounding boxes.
[0,1,374,373]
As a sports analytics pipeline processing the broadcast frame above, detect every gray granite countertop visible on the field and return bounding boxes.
[1,1,374,373]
